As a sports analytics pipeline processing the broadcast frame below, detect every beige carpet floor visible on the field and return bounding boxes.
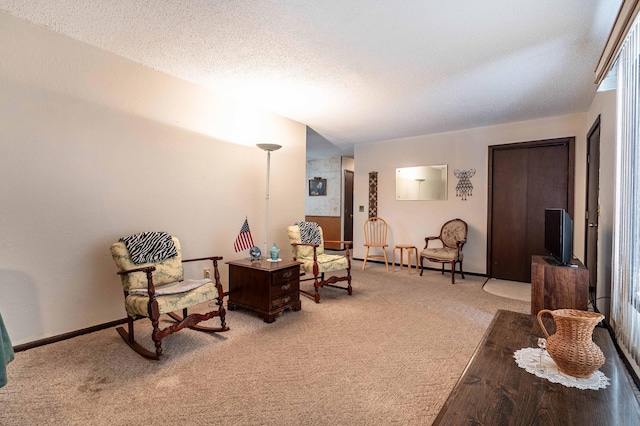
[0,262,529,425]
[483,278,532,302]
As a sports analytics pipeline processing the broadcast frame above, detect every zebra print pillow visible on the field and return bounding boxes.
[119,231,178,264]
[295,221,321,245]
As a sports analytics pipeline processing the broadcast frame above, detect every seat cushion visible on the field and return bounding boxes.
[299,253,349,274]
[421,247,463,262]
[124,281,218,318]
[128,278,211,296]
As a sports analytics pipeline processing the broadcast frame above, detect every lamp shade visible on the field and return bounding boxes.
[257,143,282,152]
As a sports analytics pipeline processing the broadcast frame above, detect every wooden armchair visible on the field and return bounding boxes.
[287,223,352,303]
[419,219,468,284]
[110,234,229,359]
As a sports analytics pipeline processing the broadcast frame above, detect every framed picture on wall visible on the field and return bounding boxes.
[309,178,327,196]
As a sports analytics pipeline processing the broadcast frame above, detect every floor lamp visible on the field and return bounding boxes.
[257,143,282,255]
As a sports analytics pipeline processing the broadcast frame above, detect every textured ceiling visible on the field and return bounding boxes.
[0,1,621,156]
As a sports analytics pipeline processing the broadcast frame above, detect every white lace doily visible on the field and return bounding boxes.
[514,347,610,390]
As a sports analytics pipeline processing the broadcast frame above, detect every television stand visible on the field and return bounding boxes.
[543,255,562,266]
[531,255,588,315]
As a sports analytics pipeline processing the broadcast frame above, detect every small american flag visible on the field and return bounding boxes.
[234,218,254,252]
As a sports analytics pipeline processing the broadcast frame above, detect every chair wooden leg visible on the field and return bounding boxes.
[441,263,445,275]
[362,247,370,270]
[451,261,456,284]
[419,256,424,276]
[459,260,465,279]
[383,249,389,271]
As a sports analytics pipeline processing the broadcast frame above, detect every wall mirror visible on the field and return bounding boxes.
[396,165,448,200]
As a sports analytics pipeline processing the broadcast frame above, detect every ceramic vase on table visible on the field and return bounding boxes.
[537,309,605,378]
[270,243,280,261]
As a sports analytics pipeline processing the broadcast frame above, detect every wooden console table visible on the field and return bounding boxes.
[531,255,589,315]
[227,258,301,323]
[433,309,640,425]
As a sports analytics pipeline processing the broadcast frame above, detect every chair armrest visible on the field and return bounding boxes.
[117,266,156,275]
[424,236,440,249]
[118,266,158,297]
[182,256,224,263]
[182,256,225,300]
[324,240,352,245]
[291,242,319,248]
[324,240,353,251]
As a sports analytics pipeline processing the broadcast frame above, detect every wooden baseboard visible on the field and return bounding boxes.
[354,257,485,277]
[13,318,127,352]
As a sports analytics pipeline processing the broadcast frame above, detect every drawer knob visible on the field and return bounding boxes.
[282,283,291,291]
[283,271,293,278]
[283,296,291,304]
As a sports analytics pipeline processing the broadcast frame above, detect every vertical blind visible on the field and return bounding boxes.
[612,12,640,375]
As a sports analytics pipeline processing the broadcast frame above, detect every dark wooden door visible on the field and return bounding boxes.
[488,138,574,282]
[344,170,354,243]
[585,117,600,306]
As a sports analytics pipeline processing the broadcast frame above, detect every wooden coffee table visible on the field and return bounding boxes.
[433,309,640,425]
[226,258,302,323]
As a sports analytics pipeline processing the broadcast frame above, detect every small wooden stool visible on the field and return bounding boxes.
[392,245,419,274]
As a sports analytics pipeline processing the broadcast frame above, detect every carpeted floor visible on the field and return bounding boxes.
[0,261,529,425]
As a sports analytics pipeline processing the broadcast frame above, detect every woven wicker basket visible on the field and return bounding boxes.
[537,309,605,378]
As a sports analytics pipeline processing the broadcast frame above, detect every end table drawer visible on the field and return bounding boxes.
[271,278,299,297]
[271,292,298,310]
[273,267,299,284]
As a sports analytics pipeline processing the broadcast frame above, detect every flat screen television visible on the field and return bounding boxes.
[544,208,573,266]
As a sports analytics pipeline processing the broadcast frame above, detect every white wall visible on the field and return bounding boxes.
[353,114,588,274]
[0,12,306,345]
[586,90,617,318]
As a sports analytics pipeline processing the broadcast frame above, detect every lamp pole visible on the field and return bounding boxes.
[257,144,282,255]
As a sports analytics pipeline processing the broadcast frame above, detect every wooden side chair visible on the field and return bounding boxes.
[110,234,229,359]
[362,217,389,270]
[287,223,352,303]
[419,218,468,284]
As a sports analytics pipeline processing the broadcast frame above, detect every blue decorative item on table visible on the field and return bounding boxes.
[249,246,261,260]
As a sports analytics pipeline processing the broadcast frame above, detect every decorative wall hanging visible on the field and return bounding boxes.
[454,169,475,201]
[309,177,327,196]
[368,171,378,218]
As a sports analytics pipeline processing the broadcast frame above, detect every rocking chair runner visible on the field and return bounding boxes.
[110,236,229,359]
[287,224,352,303]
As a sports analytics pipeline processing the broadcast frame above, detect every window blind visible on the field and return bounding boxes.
[612,12,640,377]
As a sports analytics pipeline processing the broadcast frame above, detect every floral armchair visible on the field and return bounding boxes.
[110,235,228,359]
[419,219,468,284]
[287,223,352,303]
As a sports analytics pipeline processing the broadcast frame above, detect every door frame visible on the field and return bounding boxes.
[343,170,354,245]
[487,137,575,279]
[584,116,601,305]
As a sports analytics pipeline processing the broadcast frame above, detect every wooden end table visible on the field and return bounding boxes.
[226,258,302,323]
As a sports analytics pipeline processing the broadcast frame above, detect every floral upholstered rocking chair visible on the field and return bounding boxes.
[110,232,229,359]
